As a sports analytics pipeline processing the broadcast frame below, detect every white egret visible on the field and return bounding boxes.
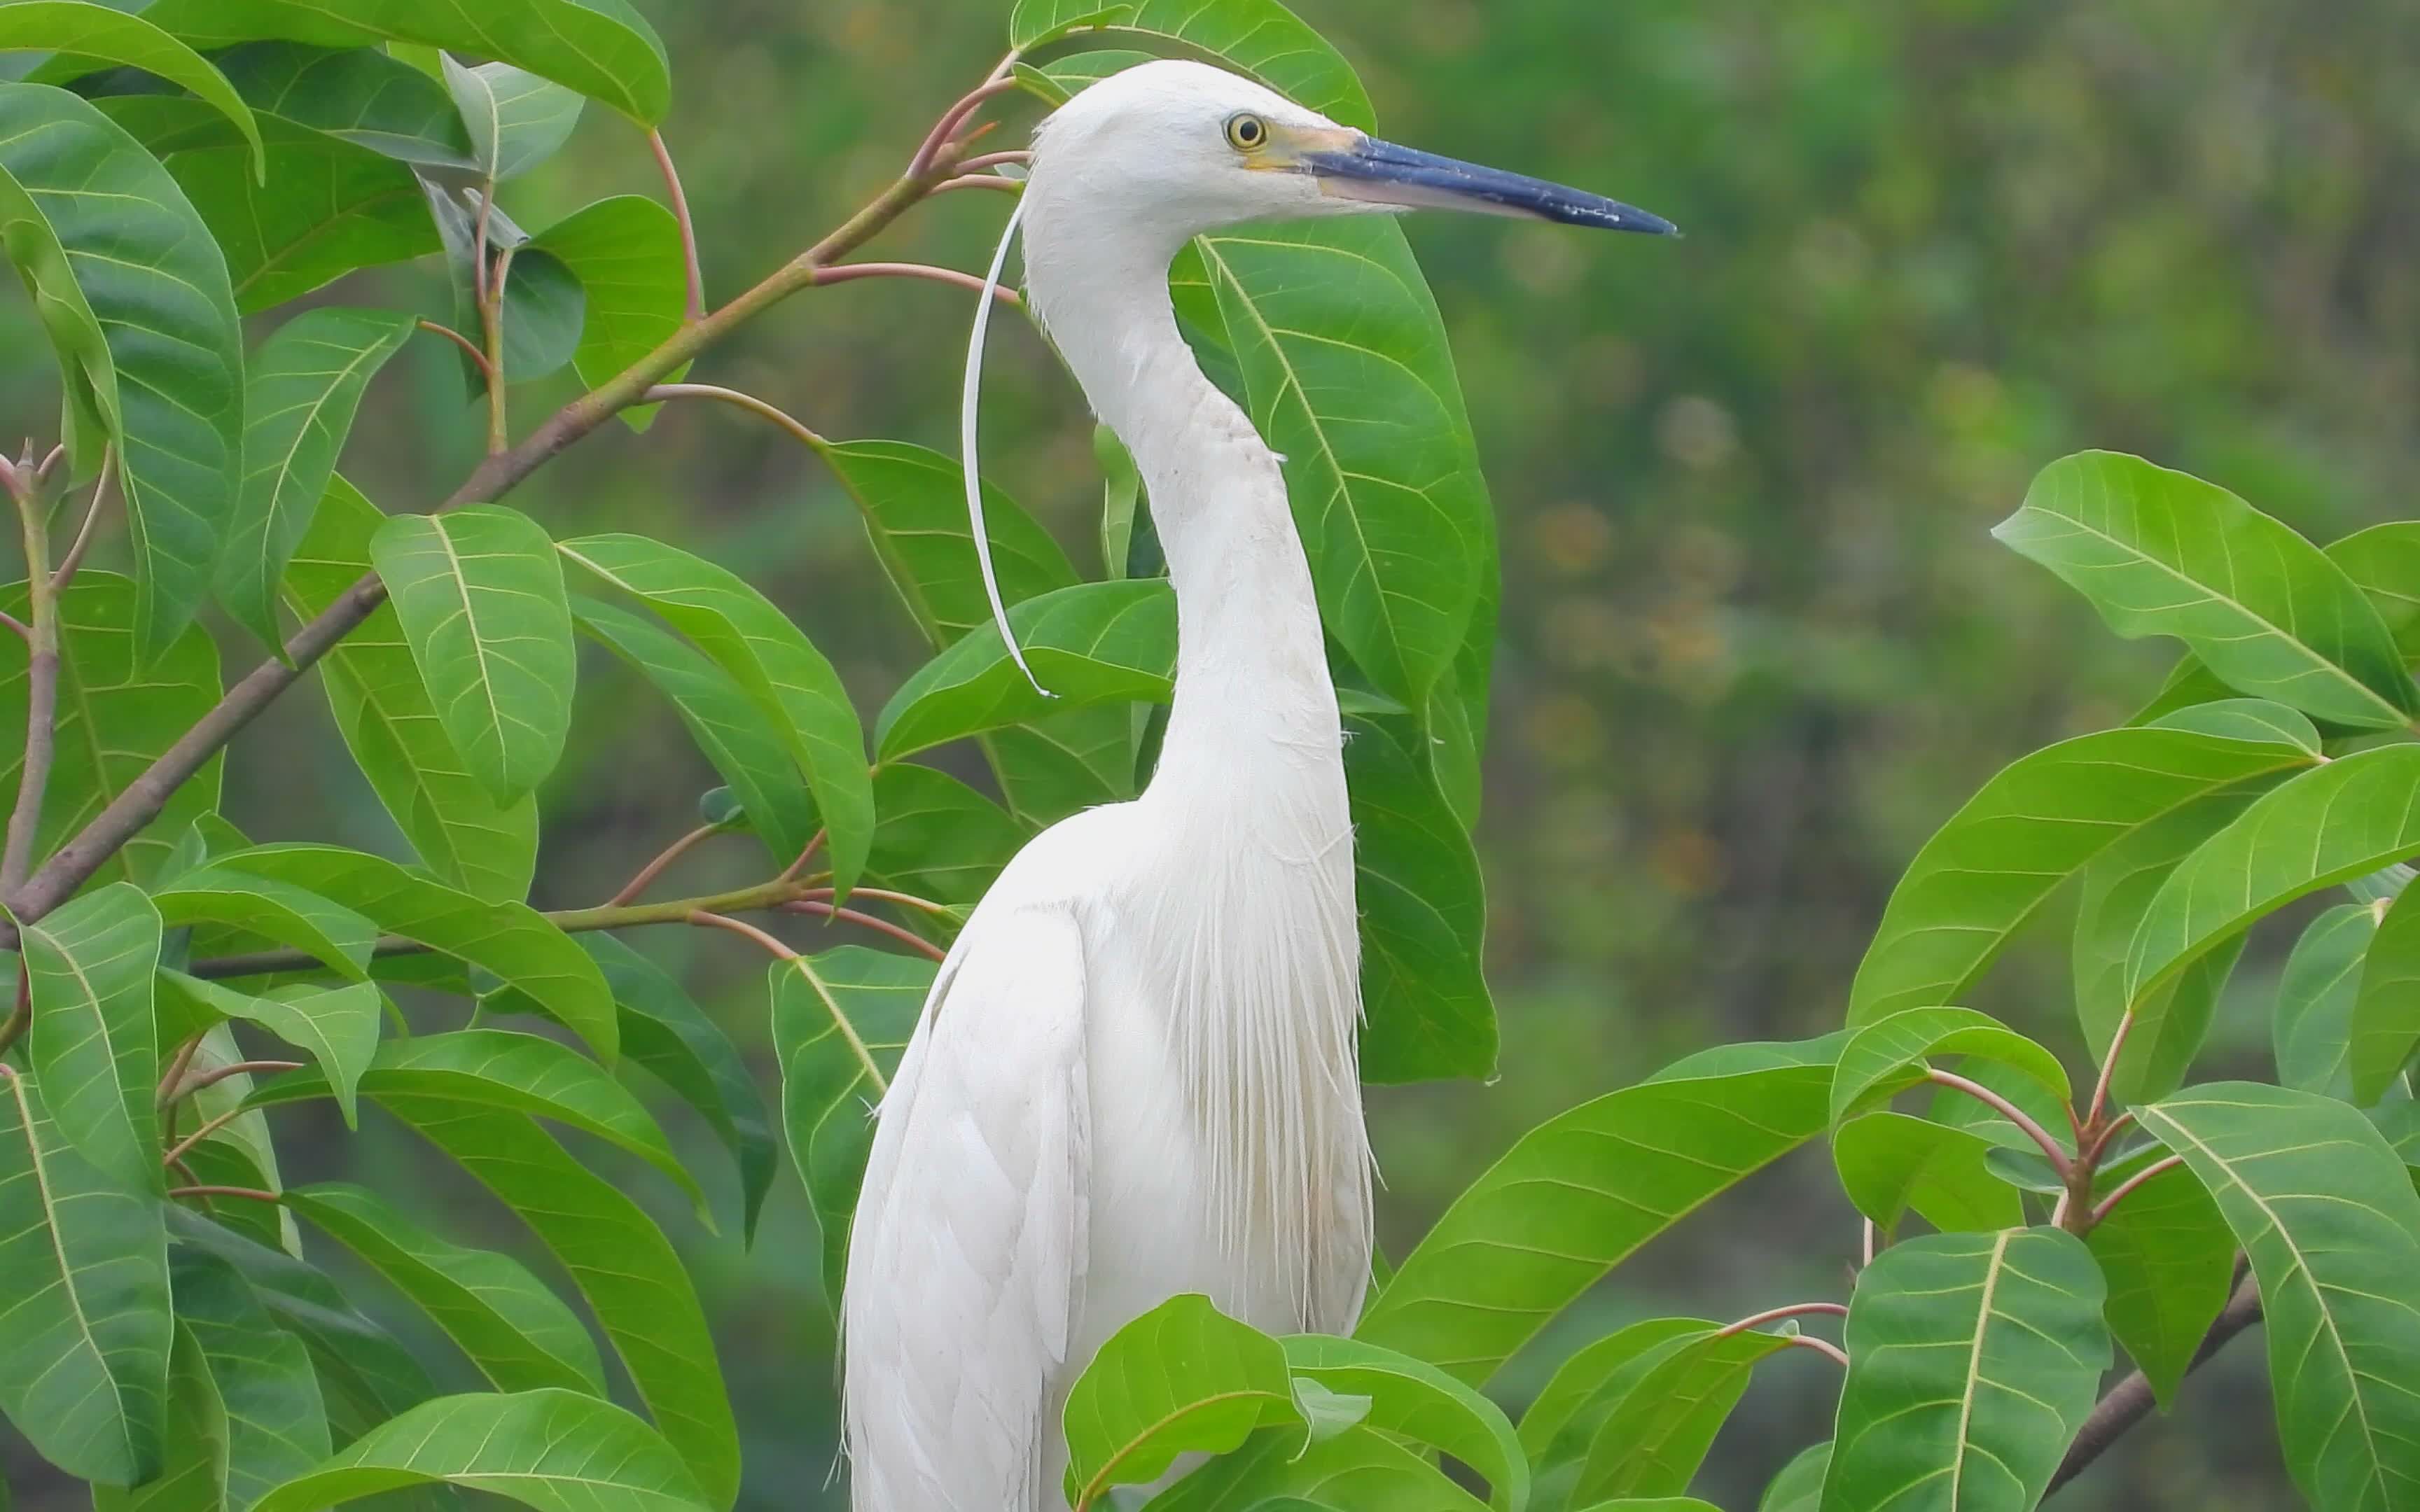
[843,59,1673,1508]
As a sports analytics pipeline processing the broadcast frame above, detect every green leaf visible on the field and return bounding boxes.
[1847,723,2315,1025]
[2353,886,2420,1106]
[2332,523,2420,659]
[2127,745,2420,1007]
[2085,1152,2232,1408]
[820,438,1080,644]
[0,82,244,659]
[1358,1035,1840,1385]
[2148,696,2324,753]
[371,507,578,805]
[368,1103,737,1507]
[1008,0,1373,131]
[160,975,382,1128]
[140,0,672,126]
[492,248,585,383]
[209,41,478,172]
[1569,1328,1795,1503]
[1821,1228,2109,1512]
[557,534,873,892]
[1097,426,1141,580]
[2072,785,2268,1104]
[251,1388,711,1512]
[221,307,415,646]
[1149,1422,1489,1511]
[18,881,162,1194]
[772,948,933,1303]
[875,579,1175,760]
[95,1323,224,1512]
[865,763,1021,915]
[1190,219,1487,705]
[2275,902,2379,1101]
[167,1247,328,1512]
[1517,1317,1707,1471]
[0,573,222,886]
[0,1068,171,1485]
[1010,48,1161,108]
[1830,1007,2071,1127]
[95,97,438,314]
[211,844,612,1060]
[249,1030,697,1214]
[152,862,377,982]
[2140,1085,2420,1511]
[0,2,263,170]
[1279,1334,1526,1512]
[529,195,686,428]
[1348,712,1494,1083]
[442,57,581,181]
[571,596,819,868]
[1760,1443,1830,1512]
[1833,1111,2024,1233]
[1060,1294,1296,1510]
[286,1182,604,1395]
[285,477,538,902]
[1994,451,2416,729]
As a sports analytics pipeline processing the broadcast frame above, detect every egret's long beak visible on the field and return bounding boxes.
[1301,136,1677,235]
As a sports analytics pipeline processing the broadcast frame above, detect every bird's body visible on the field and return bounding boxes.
[843,59,1671,1509]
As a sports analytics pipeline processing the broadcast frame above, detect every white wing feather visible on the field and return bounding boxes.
[842,898,1090,1511]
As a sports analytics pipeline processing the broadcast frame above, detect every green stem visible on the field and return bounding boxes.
[3,452,59,895]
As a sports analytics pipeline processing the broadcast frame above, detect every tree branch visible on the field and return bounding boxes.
[51,450,113,591]
[809,261,1021,302]
[2087,1153,2186,1228]
[645,384,828,451]
[784,898,948,962]
[1924,1068,2072,1175]
[416,318,494,381]
[647,128,707,322]
[603,822,723,906]
[2046,1271,2262,1499]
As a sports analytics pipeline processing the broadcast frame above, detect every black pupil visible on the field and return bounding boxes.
[1238,119,1260,142]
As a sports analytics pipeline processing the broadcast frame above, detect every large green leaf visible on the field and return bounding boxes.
[94,1324,224,1512]
[2084,1151,2232,1408]
[557,533,872,893]
[2127,746,2420,1007]
[372,507,578,805]
[0,2,262,167]
[0,82,243,659]
[247,1030,697,1213]
[370,1102,738,1508]
[1762,1443,1831,1512]
[1833,1111,2023,1233]
[1569,1328,1795,1503]
[167,1247,328,1512]
[875,579,1175,760]
[2353,885,2420,1105]
[1994,451,2417,729]
[1517,1318,1706,1473]
[221,307,414,645]
[250,1389,711,1512]
[773,948,933,1303]
[1820,1228,2109,1512]
[1190,219,1487,706]
[0,1068,171,1485]
[864,763,1020,914]
[210,844,612,1060]
[141,0,672,125]
[1279,1334,1526,1512]
[18,881,162,1194]
[441,57,580,182]
[1008,0,1373,130]
[571,596,819,868]
[153,862,377,983]
[2332,522,2420,659]
[1347,712,1493,1083]
[2141,1084,2420,1510]
[1358,1035,1840,1385]
[286,1183,604,1395]
[1829,1007,2071,1126]
[2274,902,2379,1101]
[821,438,1080,644]
[0,573,222,885]
[529,195,686,428]
[1847,723,2315,1025]
[286,477,538,902]
[208,41,477,172]
[1060,1294,1297,1510]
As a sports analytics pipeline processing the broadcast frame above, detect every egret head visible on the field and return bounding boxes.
[1024,59,1676,251]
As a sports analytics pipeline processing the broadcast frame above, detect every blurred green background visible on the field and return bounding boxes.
[7,0,2419,1506]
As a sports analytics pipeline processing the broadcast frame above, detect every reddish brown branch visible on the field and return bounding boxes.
[644,384,828,450]
[417,318,495,381]
[908,74,1020,176]
[1717,1301,1849,1337]
[1924,1068,2071,1174]
[688,909,798,960]
[810,262,1022,303]
[604,822,722,907]
[647,129,708,321]
[51,450,113,590]
[784,899,948,962]
[2087,1154,2185,1228]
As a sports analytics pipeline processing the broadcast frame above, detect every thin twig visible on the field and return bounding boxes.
[2087,1154,2186,1228]
[604,822,723,907]
[688,909,798,960]
[155,1034,204,1107]
[1860,1217,1877,1268]
[908,74,1020,176]
[417,318,496,381]
[810,261,1022,303]
[784,899,948,962]
[1780,1334,1850,1368]
[32,444,62,486]
[779,832,828,885]
[50,447,113,590]
[2087,1007,2136,1128]
[471,186,496,304]
[2084,1109,2137,1166]
[162,1104,253,1168]
[647,129,708,321]
[167,1060,302,1102]
[3,461,59,894]
[644,384,828,450]
[0,610,27,643]
[2045,1272,2262,1499]
[169,1184,279,1203]
[931,174,1023,195]
[1924,1068,2071,1174]
[482,244,515,455]
[954,150,1033,172]
[798,884,953,918]
[1716,1301,1848,1337]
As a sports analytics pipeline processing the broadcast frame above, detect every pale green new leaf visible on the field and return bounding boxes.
[287,1183,604,1395]
[1847,724,2314,1025]
[2084,1152,2232,1408]
[1820,1228,2109,1512]
[249,1389,711,1512]
[1829,1007,2071,1126]
[0,2,263,168]
[18,881,162,1194]
[1359,1035,1840,1385]
[1060,1294,1296,1509]
[1008,0,1373,130]
[443,57,582,181]
[167,1247,328,1512]
[373,507,578,804]
[2140,1085,2420,1511]
[0,83,244,659]
[2274,903,2379,1101]
[1279,1334,1527,1512]
[1994,451,2416,729]
[2353,885,2420,1105]
[1833,1111,2023,1233]
[0,1068,171,1486]
[221,307,415,645]
[557,533,872,893]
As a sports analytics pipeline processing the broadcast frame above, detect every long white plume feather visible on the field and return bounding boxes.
[961,188,1049,697]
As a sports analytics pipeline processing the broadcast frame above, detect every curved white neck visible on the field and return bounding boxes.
[1022,218,1341,795]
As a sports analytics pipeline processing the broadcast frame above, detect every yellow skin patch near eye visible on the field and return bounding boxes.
[1230,117,1360,171]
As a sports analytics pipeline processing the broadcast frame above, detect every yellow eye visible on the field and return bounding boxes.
[1224,112,1270,152]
